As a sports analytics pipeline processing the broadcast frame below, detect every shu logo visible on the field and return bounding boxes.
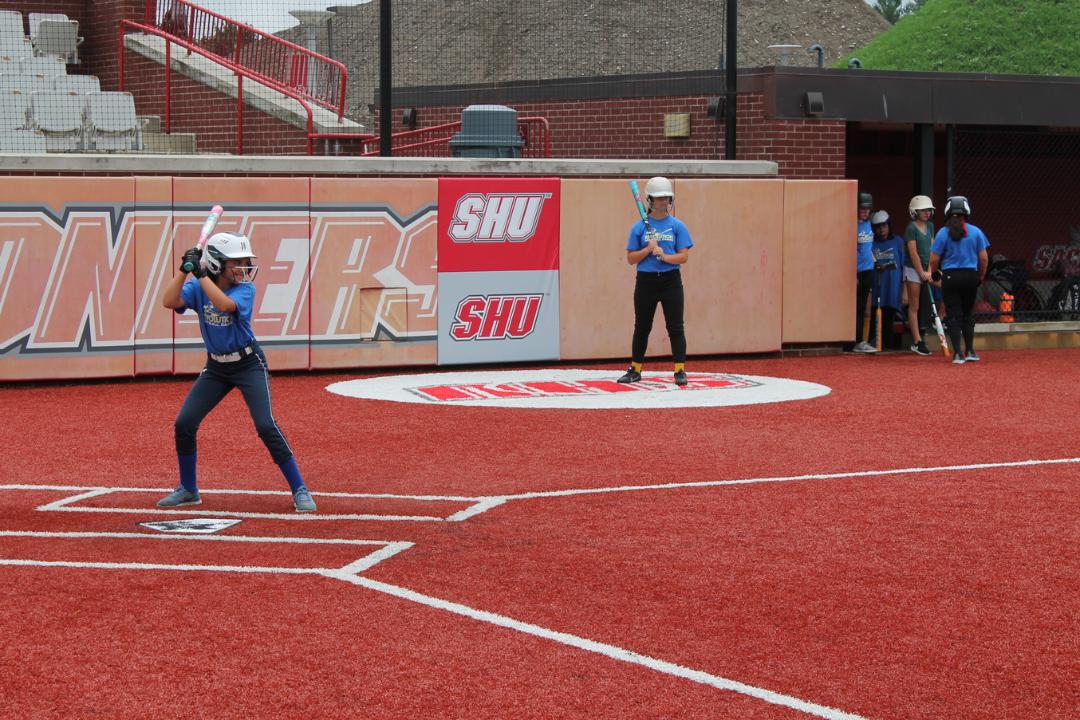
[450,294,543,340]
[448,193,551,243]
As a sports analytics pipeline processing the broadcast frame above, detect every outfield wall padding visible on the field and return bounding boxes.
[0,175,854,381]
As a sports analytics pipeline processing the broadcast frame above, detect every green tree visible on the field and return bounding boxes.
[873,0,928,24]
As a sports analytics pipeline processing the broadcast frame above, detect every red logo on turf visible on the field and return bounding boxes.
[451,294,543,340]
[408,374,761,401]
[448,193,552,243]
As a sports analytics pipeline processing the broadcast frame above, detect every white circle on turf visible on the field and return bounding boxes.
[326,369,830,409]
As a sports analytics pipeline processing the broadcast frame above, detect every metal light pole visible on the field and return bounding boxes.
[725,0,737,159]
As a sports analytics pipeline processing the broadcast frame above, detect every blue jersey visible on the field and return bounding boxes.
[627,215,694,273]
[177,278,257,355]
[856,219,874,271]
[931,223,990,270]
[872,235,905,309]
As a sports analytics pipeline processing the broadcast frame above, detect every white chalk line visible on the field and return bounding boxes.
[0,531,415,575]
[6,455,1077,521]
[323,569,868,720]
[3,455,1074,718]
[6,485,487,522]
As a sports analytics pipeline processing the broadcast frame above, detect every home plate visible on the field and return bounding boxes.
[139,519,243,534]
[326,369,831,409]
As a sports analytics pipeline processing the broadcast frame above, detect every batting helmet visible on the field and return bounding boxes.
[870,210,890,226]
[944,196,971,218]
[644,176,674,199]
[204,232,258,282]
[858,192,873,209]
[908,195,935,219]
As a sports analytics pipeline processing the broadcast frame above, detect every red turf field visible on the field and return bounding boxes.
[1,349,1077,719]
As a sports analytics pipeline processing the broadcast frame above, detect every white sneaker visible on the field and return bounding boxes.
[853,341,878,353]
[952,353,966,365]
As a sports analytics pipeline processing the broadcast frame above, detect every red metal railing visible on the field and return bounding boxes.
[359,117,552,158]
[146,0,348,121]
[120,20,315,154]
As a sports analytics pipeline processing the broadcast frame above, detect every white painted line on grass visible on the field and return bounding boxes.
[446,498,507,522]
[0,559,325,574]
[490,456,1080,502]
[336,542,415,574]
[325,570,867,720]
[0,530,394,546]
[38,506,449,522]
[36,488,112,511]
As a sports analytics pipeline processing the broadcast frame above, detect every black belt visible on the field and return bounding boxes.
[209,345,255,363]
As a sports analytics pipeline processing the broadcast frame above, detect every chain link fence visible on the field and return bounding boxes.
[0,1,899,157]
[952,126,1080,322]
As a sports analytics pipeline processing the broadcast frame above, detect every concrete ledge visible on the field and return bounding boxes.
[974,321,1080,350]
[0,153,779,177]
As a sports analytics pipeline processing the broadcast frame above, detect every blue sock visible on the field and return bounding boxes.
[279,456,305,493]
[178,453,198,493]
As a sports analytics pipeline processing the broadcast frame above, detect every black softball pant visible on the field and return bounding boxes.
[631,269,686,364]
[941,268,980,356]
[855,269,873,343]
[174,348,295,464]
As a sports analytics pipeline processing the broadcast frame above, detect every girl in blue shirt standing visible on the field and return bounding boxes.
[618,176,694,386]
[158,232,315,512]
[928,196,990,365]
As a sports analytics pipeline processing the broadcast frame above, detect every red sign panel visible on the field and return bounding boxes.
[437,177,560,272]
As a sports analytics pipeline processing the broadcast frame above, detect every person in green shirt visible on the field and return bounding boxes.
[903,195,936,355]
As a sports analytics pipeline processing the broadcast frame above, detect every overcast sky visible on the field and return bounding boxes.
[201,1,368,33]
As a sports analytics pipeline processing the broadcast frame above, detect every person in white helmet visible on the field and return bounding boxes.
[157,231,316,513]
[928,196,990,364]
[903,195,937,355]
[618,176,694,386]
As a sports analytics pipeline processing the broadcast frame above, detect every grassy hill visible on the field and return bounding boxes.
[841,0,1080,75]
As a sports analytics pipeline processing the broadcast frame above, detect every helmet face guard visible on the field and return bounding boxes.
[204,232,258,283]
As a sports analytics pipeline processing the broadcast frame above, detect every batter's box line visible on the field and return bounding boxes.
[5,486,502,523]
[0,530,414,575]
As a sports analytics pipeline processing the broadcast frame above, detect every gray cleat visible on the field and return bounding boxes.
[157,486,201,507]
[293,487,317,513]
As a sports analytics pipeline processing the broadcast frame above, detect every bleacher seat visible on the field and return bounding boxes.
[0,90,29,130]
[0,10,24,41]
[0,129,47,153]
[19,56,65,76]
[85,91,140,152]
[0,10,31,59]
[30,15,81,65]
[0,73,52,94]
[29,90,84,151]
[0,36,32,59]
[53,74,99,94]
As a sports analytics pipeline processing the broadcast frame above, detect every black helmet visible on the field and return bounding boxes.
[858,192,873,209]
[944,196,971,218]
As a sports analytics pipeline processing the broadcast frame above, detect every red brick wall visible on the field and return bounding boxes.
[2,1,846,174]
[385,93,845,179]
[120,51,315,155]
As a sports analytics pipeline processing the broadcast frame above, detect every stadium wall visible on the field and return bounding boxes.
[0,172,854,381]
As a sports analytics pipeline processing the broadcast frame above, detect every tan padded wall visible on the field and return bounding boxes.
[782,180,856,343]
[560,178,785,360]
[309,178,437,369]
[134,176,174,376]
[0,177,136,380]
